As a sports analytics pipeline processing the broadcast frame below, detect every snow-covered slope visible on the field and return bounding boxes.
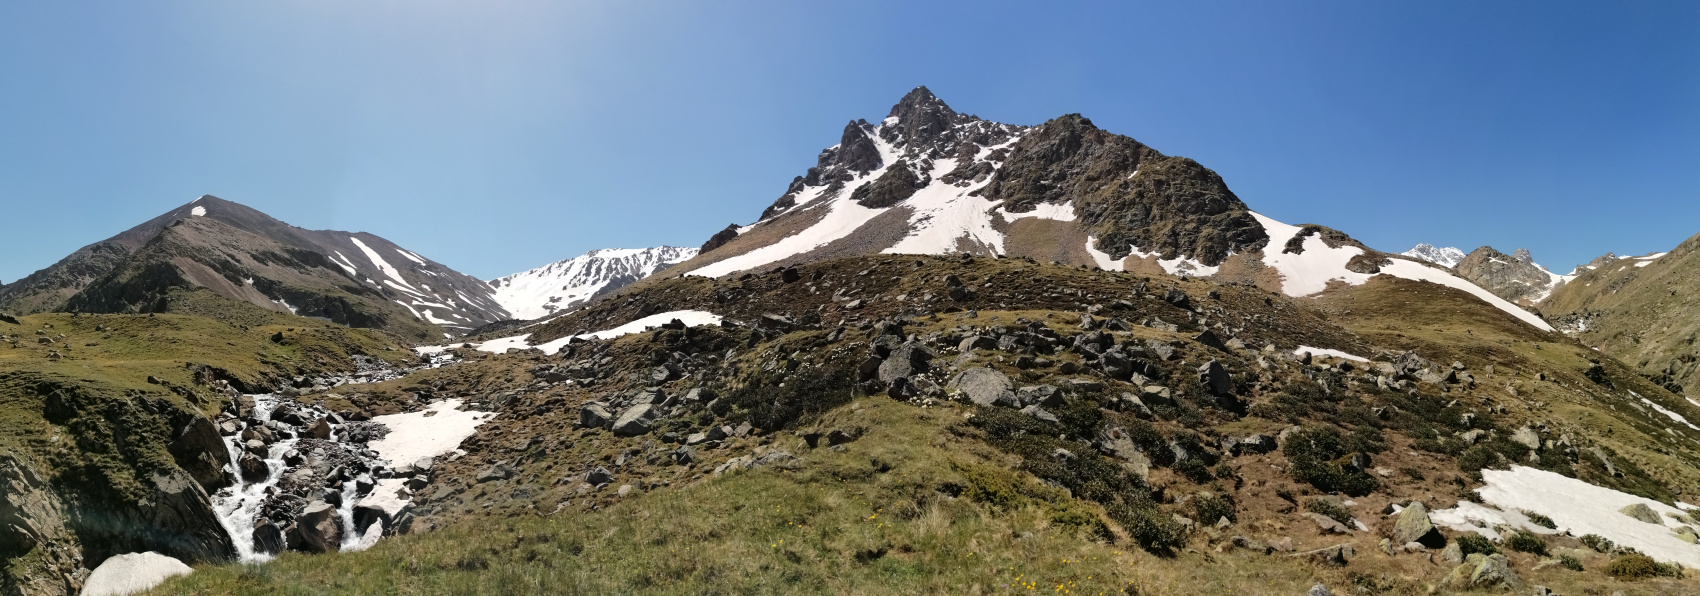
[488,247,697,320]
[1401,243,1466,268]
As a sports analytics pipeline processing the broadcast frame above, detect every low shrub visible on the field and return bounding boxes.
[1455,534,1497,557]
[1579,533,1614,553]
[1191,492,1236,525]
[1504,529,1547,556]
[1282,426,1380,496]
[1604,553,1682,580]
[1558,554,1584,572]
[1305,498,1354,527]
[1520,510,1556,529]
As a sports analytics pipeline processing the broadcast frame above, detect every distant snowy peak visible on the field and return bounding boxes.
[1402,244,1466,268]
[488,246,698,321]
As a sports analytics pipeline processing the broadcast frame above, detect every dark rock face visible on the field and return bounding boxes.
[700,224,742,254]
[851,161,926,209]
[0,454,81,596]
[167,409,234,492]
[977,114,1267,267]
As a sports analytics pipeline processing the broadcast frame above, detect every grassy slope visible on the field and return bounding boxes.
[157,397,1332,596]
[1540,233,1700,401]
[1313,276,1700,499]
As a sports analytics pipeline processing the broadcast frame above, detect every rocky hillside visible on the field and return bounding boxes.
[154,253,1700,594]
[0,196,509,339]
[1541,237,1693,398]
[487,246,697,321]
[1453,246,1572,306]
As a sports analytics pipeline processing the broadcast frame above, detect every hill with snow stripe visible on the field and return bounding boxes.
[488,247,697,320]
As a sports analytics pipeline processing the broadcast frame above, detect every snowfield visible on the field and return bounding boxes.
[1432,466,1700,567]
[367,399,493,467]
[414,310,723,357]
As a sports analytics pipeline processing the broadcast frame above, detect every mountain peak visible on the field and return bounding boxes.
[1402,243,1466,268]
[879,86,968,151]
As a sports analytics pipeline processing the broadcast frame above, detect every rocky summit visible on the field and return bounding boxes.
[4,88,1700,596]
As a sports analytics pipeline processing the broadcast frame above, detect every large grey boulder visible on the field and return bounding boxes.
[292,501,343,554]
[1392,502,1446,548]
[877,342,934,383]
[579,403,612,428]
[1620,503,1662,524]
[82,552,194,596]
[252,520,284,556]
[612,404,658,436]
[951,367,1016,407]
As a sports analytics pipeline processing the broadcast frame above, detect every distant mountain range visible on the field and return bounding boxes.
[487,247,696,321]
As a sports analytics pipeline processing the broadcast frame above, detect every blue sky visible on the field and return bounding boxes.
[2,1,1696,282]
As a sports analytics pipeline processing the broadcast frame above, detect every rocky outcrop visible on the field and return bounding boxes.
[977,114,1267,267]
[166,412,232,492]
[0,454,82,596]
[1454,246,1563,304]
[699,224,742,254]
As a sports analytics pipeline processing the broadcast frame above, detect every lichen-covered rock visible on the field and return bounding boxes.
[1620,502,1662,524]
[1392,502,1445,548]
[951,367,1016,407]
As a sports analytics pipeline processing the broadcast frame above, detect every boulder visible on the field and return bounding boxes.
[1198,360,1231,396]
[1511,426,1541,451]
[1440,542,1464,564]
[1466,553,1521,590]
[307,418,333,440]
[237,453,269,483]
[878,342,935,383]
[1290,543,1353,566]
[292,501,343,554]
[82,552,194,596]
[958,335,997,353]
[252,520,285,555]
[1619,502,1662,524]
[579,403,612,428]
[951,367,1016,407]
[353,479,411,536]
[1192,329,1227,351]
[1391,502,1446,548]
[168,415,233,491]
[1016,384,1063,408]
[612,404,657,436]
[1306,584,1332,596]
[1306,512,1352,535]
[586,466,614,486]
[1019,405,1059,423]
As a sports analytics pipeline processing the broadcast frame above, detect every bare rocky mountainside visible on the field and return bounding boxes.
[6,89,1700,595]
[0,196,509,340]
[1452,246,1572,306]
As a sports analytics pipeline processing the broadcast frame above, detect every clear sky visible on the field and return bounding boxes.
[2,1,1696,282]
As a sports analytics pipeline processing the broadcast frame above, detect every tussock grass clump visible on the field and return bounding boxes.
[1190,492,1236,525]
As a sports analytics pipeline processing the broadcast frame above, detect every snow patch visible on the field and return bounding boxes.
[190,206,207,217]
[367,399,493,467]
[1084,236,1122,271]
[1293,346,1368,362]
[350,237,414,291]
[1434,466,1700,568]
[1253,212,1371,295]
[414,310,723,357]
[1631,390,1700,431]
